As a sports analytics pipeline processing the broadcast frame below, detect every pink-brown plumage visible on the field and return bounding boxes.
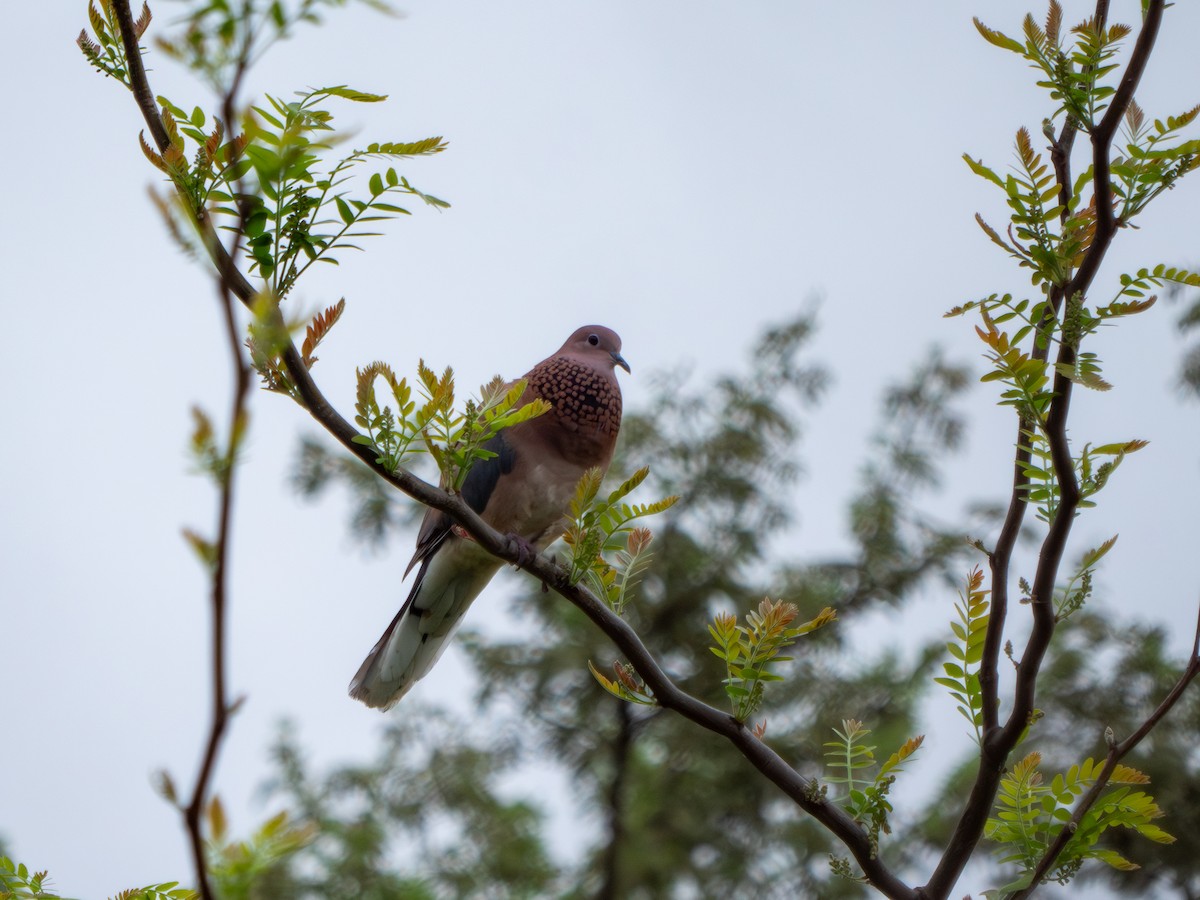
[350,326,628,709]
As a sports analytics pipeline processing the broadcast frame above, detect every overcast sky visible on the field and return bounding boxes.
[4,1,1199,896]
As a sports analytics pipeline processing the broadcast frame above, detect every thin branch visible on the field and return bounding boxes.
[112,0,169,150]
[1069,0,1164,296]
[537,553,918,898]
[979,426,1030,737]
[922,3,1166,896]
[115,1,259,891]
[182,268,252,900]
[1012,604,1200,898]
[107,2,917,895]
[980,26,1089,751]
[180,118,254,897]
[1005,0,1166,754]
[979,0,1103,742]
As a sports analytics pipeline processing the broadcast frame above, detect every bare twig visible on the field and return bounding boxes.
[112,4,257,895]
[1011,604,1200,898]
[181,268,252,900]
[113,1,169,150]
[978,423,1030,737]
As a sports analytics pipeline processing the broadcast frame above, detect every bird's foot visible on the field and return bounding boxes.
[453,524,538,569]
[505,533,539,568]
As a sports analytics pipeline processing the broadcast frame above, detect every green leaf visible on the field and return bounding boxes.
[963,153,1006,187]
[973,17,1024,53]
[372,202,412,214]
[319,85,388,102]
[1093,849,1139,871]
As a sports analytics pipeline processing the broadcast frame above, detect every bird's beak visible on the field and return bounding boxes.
[611,351,631,374]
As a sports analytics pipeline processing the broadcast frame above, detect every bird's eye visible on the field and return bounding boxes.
[587,334,600,346]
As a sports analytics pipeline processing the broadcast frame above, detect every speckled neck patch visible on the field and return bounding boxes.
[528,356,622,434]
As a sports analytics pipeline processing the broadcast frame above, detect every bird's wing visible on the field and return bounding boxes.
[402,432,517,580]
[349,433,518,710]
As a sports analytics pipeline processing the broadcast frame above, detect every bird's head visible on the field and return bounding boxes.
[560,325,630,374]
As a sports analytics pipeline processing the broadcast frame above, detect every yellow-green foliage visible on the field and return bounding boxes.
[986,753,1175,891]
[935,567,990,744]
[709,599,836,722]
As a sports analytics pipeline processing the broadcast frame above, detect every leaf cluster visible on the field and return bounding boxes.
[985,753,1175,893]
[968,302,1055,422]
[708,599,836,722]
[935,566,990,744]
[1112,100,1200,222]
[957,2,1200,479]
[187,404,246,486]
[1,855,195,900]
[247,294,359,398]
[1027,610,1200,896]
[79,8,447,302]
[1051,535,1116,621]
[587,659,655,706]
[203,797,315,900]
[421,371,548,491]
[947,287,1155,522]
[974,3,1132,133]
[350,363,549,487]
[1017,428,1146,524]
[209,87,447,298]
[153,0,396,92]
[1105,264,1200,316]
[178,401,248,572]
[140,97,249,228]
[564,466,678,614]
[822,720,924,863]
[76,0,150,85]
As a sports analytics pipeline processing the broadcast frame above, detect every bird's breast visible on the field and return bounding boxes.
[528,358,622,438]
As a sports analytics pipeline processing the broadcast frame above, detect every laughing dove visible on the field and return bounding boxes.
[350,326,629,709]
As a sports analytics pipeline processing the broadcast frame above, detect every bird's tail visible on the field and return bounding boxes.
[349,547,499,710]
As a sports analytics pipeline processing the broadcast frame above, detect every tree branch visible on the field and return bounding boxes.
[979,424,1030,737]
[182,269,252,900]
[1012,603,1200,898]
[112,0,169,150]
[1004,0,1166,760]
[114,4,257,894]
[1069,0,1164,297]
[922,3,1165,896]
[108,3,917,895]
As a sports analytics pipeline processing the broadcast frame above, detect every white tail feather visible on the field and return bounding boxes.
[349,541,501,710]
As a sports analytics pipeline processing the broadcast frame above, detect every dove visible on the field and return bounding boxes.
[350,326,629,709]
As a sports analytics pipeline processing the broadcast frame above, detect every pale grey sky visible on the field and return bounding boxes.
[4,1,1199,896]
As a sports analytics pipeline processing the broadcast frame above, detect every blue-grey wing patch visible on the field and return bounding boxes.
[403,433,516,578]
[459,433,516,515]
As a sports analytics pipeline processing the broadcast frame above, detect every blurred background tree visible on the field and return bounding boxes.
[272,314,990,898]
[275,314,1200,898]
